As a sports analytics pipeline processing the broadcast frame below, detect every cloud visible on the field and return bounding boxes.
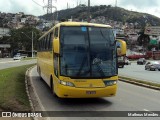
[78,0,115,6]
[9,0,45,15]
[0,0,45,16]
[117,0,160,18]
[0,0,160,18]
[119,0,159,8]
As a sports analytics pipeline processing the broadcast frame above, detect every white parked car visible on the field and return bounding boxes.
[145,61,160,71]
[125,59,131,65]
[13,55,22,60]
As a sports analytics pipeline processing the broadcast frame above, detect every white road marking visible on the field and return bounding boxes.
[29,67,50,120]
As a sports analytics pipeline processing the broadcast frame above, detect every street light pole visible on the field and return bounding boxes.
[32,31,33,58]
[21,31,34,58]
[87,0,90,23]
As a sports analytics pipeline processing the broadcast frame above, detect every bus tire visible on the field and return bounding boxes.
[50,76,56,96]
[38,67,43,80]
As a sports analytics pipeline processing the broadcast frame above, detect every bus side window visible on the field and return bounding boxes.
[49,32,53,50]
[38,40,40,51]
[46,34,49,50]
[40,39,42,50]
[54,27,58,38]
[43,37,46,50]
[44,36,47,50]
[54,53,58,77]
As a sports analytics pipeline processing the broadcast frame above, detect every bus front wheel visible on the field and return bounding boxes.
[38,67,43,80]
[50,76,56,96]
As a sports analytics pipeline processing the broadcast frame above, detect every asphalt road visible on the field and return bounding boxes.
[0,58,36,70]
[29,66,160,120]
[118,63,160,83]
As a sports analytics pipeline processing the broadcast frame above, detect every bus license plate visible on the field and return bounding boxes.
[86,91,96,94]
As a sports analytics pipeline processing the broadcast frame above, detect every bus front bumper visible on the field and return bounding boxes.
[56,85,117,98]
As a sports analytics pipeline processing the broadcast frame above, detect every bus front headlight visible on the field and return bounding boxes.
[58,80,75,87]
[104,80,117,86]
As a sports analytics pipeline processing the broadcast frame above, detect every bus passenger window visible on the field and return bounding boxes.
[38,41,41,51]
[54,28,58,38]
[43,37,45,50]
[49,32,53,50]
[54,53,58,77]
[46,35,49,50]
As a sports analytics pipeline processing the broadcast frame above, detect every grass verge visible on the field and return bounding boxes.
[0,64,35,111]
[119,76,160,88]
[22,57,36,61]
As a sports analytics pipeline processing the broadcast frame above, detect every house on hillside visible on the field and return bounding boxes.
[0,27,11,58]
[0,27,10,37]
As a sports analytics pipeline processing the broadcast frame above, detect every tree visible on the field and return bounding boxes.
[137,30,150,50]
[10,26,42,53]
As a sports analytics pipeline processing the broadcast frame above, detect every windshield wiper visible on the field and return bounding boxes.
[76,56,87,76]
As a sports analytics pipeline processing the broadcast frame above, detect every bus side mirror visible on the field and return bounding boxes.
[116,39,127,56]
[54,39,59,54]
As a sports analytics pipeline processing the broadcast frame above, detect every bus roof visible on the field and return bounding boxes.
[39,22,112,40]
[57,22,112,28]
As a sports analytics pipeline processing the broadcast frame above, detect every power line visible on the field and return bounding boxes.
[32,0,46,14]
[32,0,43,7]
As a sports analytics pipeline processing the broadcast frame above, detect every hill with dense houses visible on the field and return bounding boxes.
[40,5,160,28]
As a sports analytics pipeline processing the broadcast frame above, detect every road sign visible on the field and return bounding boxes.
[144,26,160,36]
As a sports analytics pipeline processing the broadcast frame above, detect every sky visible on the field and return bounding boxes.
[0,0,160,18]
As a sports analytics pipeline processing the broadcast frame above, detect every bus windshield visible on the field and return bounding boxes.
[60,26,116,78]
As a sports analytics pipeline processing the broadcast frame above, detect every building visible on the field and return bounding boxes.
[0,44,11,58]
[0,27,10,37]
[0,27,11,58]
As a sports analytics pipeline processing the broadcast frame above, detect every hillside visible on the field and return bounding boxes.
[40,5,160,27]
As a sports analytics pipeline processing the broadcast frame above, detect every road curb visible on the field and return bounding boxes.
[25,65,36,110]
[25,65,47,120]
[119,77,160,91]
[25,65,37,120]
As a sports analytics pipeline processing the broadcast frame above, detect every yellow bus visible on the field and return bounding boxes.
[37,22,123,98]
[116,39,127,68]
[116,39,126,56]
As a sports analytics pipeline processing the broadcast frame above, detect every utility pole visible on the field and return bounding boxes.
[43,0,57,24]
[44,0,57,14]
[67,2,69,9]
[21,31,34,58]
[47,0,52,13]
[115,0,117,7]
[32,31,33,58]
[77,0,78,6]
[87,0,90,23]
